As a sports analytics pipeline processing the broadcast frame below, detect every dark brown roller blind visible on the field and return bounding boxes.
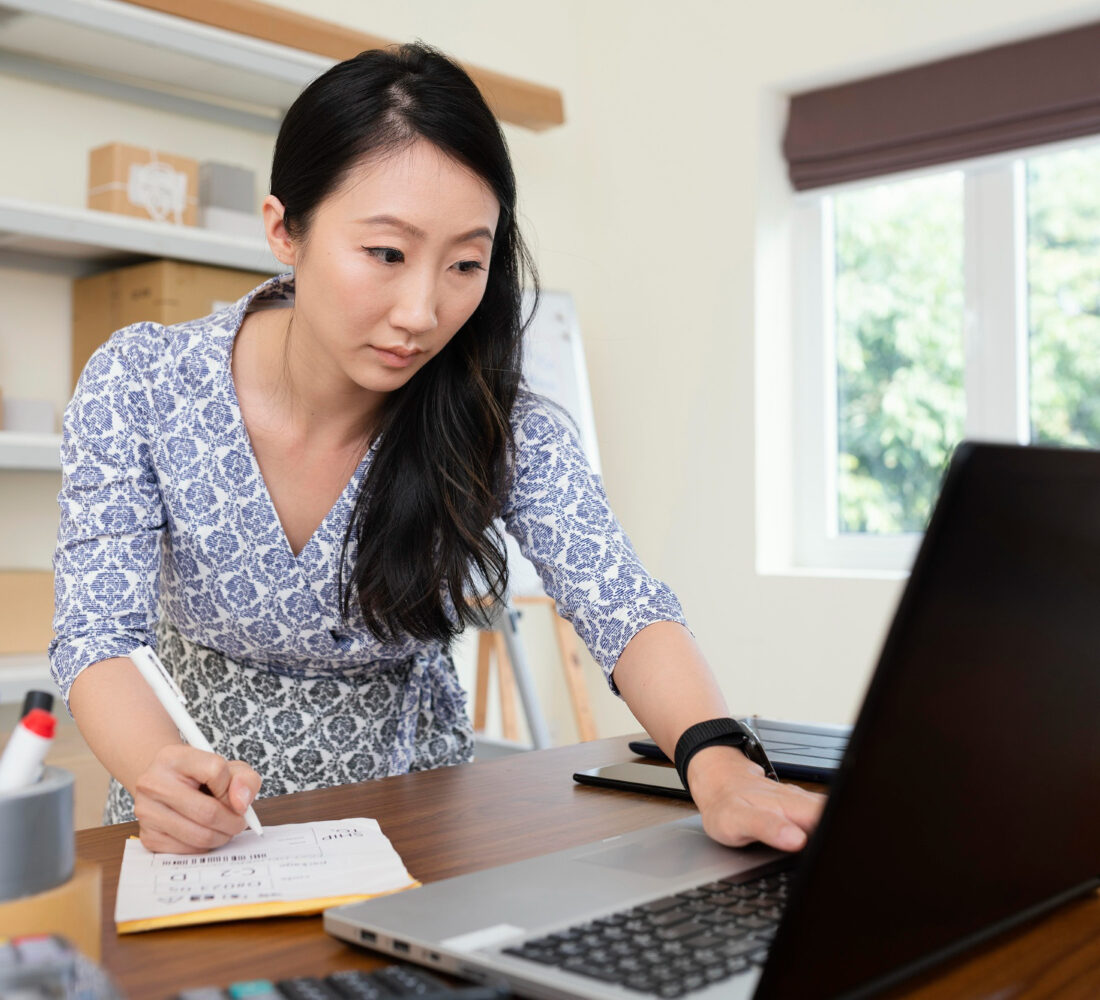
[784,21,1100,190]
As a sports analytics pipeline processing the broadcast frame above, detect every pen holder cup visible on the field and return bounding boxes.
[0,766,75,902]
[0,766,101,959]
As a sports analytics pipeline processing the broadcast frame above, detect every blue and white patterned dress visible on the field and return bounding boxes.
[50,274,686,822]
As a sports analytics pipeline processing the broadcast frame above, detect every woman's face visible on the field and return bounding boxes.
[268,138,500,399]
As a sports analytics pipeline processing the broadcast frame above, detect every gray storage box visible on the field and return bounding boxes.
[199,161,256,212]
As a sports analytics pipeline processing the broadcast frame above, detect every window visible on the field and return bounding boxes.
[1027,146,1100,448]
[794,138,1100,571]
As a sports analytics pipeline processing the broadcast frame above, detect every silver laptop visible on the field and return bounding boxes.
[326,442,1100,1000]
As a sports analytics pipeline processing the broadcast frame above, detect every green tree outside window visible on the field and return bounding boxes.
[834,173,965,534]
[1028,146,1100,448]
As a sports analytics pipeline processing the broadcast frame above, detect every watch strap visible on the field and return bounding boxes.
[674,718,779,795]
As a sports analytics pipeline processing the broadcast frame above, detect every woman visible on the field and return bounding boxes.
[51,44,822,854]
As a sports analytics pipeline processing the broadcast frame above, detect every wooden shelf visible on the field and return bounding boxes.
[0,197,280,277]
[0,0,564,132]
[127,0,565,131]
[0,0,327,133]
[0,432,63,471]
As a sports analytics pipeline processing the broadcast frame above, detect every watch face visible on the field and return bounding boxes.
[741,731,779,781]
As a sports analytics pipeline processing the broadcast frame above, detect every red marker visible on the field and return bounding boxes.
[0,707,56,792]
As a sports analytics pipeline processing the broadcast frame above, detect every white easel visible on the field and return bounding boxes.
[472,292,602,749]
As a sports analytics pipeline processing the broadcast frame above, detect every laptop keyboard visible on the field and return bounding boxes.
[502,868,791,998]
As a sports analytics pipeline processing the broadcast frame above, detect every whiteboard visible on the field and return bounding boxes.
[505,290,599,597]
[520,289,600,473]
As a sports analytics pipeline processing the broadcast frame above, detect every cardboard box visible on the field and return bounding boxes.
[0,570,54,655]
[87,142,199,226]
[72,260,268,388]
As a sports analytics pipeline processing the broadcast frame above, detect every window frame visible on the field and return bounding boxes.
[791,148,1048,573]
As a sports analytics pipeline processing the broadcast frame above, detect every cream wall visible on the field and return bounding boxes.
[2,0,1098,734]
[269,0,1100,732]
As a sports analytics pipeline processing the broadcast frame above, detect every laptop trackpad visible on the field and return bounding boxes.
[578,828,732,879]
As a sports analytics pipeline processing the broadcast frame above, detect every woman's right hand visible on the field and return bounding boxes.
[131,744,262,854]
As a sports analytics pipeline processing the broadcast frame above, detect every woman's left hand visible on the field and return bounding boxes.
[686,745,826,852]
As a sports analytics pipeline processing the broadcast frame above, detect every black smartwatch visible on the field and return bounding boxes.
[674,718,779,795]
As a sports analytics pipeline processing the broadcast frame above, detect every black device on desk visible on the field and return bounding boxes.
[0,934,121,1000]
[173,963,508,1000]
[629,716,850,784]
[573,760,692,799]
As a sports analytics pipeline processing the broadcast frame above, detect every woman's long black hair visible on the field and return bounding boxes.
[270,43,538,642]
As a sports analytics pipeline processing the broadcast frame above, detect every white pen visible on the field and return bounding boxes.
[130,645,263,837]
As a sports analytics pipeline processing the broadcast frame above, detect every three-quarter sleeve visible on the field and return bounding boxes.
[501,395,687,692]
[49,331,165,706]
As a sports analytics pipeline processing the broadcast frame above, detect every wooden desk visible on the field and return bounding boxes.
[77,735,1100,999]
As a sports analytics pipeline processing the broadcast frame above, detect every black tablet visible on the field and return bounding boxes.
[628,717,851,784]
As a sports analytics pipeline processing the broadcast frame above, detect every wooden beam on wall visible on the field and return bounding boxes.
[124,0,565,131]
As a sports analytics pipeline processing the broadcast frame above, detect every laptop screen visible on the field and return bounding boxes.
[757,442,1100,999]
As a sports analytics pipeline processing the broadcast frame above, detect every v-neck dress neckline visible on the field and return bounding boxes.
[218,290,378,568]
[203,277,383,640]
